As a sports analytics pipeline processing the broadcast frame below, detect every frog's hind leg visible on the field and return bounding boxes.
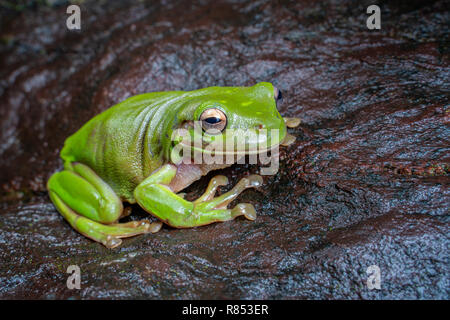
[47,162,154,248]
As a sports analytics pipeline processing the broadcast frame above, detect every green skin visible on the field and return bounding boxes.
[47,82,287,248]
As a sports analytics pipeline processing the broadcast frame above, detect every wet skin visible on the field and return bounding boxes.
[47,82,297,248]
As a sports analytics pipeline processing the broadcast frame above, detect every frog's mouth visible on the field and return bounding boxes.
[181,142,279,156]
[176,128,286,157]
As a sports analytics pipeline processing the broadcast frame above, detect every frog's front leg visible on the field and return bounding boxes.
[47,162,160,248]
[134,164,262,228]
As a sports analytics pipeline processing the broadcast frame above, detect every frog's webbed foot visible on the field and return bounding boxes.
[134,164,263,228]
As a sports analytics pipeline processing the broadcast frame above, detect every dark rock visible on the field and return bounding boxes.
[0,0,448,299]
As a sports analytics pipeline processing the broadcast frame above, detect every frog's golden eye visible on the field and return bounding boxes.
[199,108,227,133]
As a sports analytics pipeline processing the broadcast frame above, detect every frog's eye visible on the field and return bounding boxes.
[274,86,283,103]
[199,108,227,133]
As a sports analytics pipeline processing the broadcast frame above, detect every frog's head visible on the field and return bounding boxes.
[171,82,287,161]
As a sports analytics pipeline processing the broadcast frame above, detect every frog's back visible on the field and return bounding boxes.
[61,92,183,202]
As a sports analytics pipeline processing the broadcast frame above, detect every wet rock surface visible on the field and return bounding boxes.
[0,0,448,299]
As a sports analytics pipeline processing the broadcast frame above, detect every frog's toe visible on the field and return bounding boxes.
[232,203,257,221]
[246,175,263,188]
[69,212,156,248]
[213,175,229,187]
[194,175,229,204]
[198,175,263,211]
[149,221,163,233]
[112,219,149,228]
[104,236,122,249]
[283,117,301,128]
[280,133,296,146]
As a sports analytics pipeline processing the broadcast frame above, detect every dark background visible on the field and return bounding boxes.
[0,0,448,299]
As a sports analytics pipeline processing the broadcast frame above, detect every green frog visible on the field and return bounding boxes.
[47,82,298,248]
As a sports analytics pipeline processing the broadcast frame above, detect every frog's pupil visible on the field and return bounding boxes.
[205,117,221,124]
